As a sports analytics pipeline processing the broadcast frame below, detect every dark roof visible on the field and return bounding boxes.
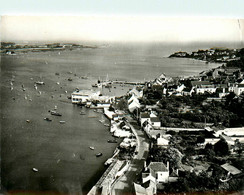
[148,162,168,172]
[217,84,228,88]
[191,81,211,87]
[150,117,160,123]
[238,84,244,88]
[141,113,150,118]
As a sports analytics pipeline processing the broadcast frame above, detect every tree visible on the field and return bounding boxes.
[214,139,229,156]
[196,136,205,144]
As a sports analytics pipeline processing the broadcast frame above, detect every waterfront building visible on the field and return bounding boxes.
[148,162,169,183]
[128,99,140,113]
[129,87,144,98]
[71,90,100,104]
[233,84,244,96]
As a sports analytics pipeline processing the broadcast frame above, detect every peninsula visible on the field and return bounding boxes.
[78,47,244,194]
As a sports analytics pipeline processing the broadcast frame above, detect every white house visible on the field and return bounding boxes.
[71,90,100,104]
[140,113,151,127]
[203,138,220,146]
[150,117,161,128]
[215,127,244,137]
[157,137,169,147]
[195,85,217,94]
[128,99,140,113]
[228,83,235,92]
[176,84,185,93]
[233,84,244,96]
[128,94,140,104]
[129,87,143,98]
[148,162,169,183]
[142,121,154,134]
[134,182,156,195]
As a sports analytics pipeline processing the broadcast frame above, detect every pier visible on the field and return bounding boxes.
[87,160,126,195]
[111,80,145,86]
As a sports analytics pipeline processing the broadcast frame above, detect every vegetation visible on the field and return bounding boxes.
[226,48,244,71]
[141,87,244,128]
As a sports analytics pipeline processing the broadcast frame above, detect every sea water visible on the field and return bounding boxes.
[1,43,221,194]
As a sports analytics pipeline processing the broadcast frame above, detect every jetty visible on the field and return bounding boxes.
[87,160,126,195]
[111,80,145,86]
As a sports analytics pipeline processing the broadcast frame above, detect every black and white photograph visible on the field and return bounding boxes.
[1,1,244,195]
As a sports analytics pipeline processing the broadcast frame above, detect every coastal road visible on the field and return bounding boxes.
[111,116,150,195]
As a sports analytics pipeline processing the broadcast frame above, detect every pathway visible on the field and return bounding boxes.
[111,116,150,195]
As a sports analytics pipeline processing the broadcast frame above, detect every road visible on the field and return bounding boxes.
[111,116,150,195]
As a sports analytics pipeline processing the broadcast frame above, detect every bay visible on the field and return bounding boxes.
[0,43,221,194]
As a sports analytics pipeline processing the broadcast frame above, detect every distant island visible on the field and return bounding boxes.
[0,42,98,54]
[169,48,240,63]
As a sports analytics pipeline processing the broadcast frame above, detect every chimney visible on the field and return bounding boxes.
[176,169,179,176]
[167,161,169,170]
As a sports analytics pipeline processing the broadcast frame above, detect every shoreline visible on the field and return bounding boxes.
[86,48,244,194]
[2,46,242,194]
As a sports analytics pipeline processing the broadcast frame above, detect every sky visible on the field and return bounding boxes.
[0,0,244,43]
[1,16,244,44]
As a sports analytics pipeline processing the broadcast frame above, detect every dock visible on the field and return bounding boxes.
[87,160,126,195]
[112,80,145,86]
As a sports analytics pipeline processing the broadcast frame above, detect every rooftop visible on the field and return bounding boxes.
[237,84,244,87]
[141,113,150,118]
[150,117,161,123]
[191,81,211,87]
[148,162,168,172]
[221,163,241,175]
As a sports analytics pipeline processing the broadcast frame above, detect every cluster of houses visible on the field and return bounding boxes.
[72,67,243,194]
[144,67,244,98]
[170,48,240,62]
[133,125,244,194]
[124,81,244,194]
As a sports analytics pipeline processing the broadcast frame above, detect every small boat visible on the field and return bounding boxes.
[50,111,62,116]
[89,146,95,150]
[104,158,114,166]
[107,139,117,143]
[99,119,105,123]
[32,168,38,172]
[44,117,52,122]
[96,153,103,157]
[68,78,72,81]
[59,121,66,124]
[104,123,110,127]
[26,120,31,123]
[35,81,45,85]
